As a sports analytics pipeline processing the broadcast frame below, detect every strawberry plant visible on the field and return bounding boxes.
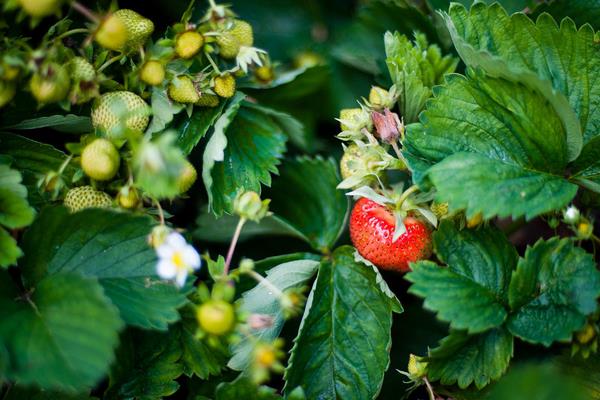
[1,0,600,399]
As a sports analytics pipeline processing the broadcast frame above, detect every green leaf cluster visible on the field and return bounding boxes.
[403,2,600,220]
[384,31,458,123]
[407,222,600,389]
[0,163,35,267]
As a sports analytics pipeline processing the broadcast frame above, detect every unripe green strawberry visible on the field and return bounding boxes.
[30,62,70,104]
[230,20,253,47]
[196,94,219,107]
[81,138,120,181]
[1,64,20,81]
[177,160,197,193]
[168,76,200,103]
[68,57,98,104]
[254,65,273,83]
[18,0,63,17]
[175,31,204,59]
[216,33,240,59]
[91,91,150,137]
[113,9,154,53]
[117,185,140,209]
[339,108,362,131]
[140,60,165,86]
[213,74,235,98]
[0,80,16,108]
[64,186,112,212]
[95,14,128,51]
[68,57,96,81]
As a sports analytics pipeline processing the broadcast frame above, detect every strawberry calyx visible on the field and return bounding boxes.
[347,184,437,243]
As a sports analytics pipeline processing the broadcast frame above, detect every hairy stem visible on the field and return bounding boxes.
[224,217,246,274]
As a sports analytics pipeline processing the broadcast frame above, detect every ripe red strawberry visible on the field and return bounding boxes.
[350,198,432,272]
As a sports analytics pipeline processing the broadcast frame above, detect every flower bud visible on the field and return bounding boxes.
[563,205,580,224]
[371,108,402,143]
[233,191,270,222]
[369,86,395,109]
[407,354,428,378]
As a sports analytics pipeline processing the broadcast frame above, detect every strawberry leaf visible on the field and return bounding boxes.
[20,207,188,330]
[105,329,183,400]
[203,99,288,216]
[572,136,600,193]
[404,71,579,219]
[283,246,397,399]
[406,222,517,333]
[0,133,77,208]
[507,237,600,346]
[427,327,514,389]
[177,304,229,379]
[3,114,92,134]
[228,258,320,372]
[175,97,227,155]
[0,271,123,391]
[267,156,349,253]
[0,164,35,268]
[445,2,600,147]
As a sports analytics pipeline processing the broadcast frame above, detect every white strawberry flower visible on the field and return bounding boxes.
[236,46,266,73]
[156,232,201,287]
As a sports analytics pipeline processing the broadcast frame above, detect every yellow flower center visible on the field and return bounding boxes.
[171,251,186,269]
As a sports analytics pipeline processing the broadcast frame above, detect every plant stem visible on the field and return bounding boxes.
[71,1,99,23]
[154,199,165,225]
[57,155,73,175]
[97,54,124,73]
[247,270,284,297]
[223,217,246,274]
[55,28,89,42]
[397,184,419,206]
[592,234,600,245]
[423,378,436,400]
[204,51,222,74]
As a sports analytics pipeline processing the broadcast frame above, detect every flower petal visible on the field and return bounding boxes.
[156,243,174,259]
[157,260,177,279]
[166,232,187,250]
[183,245,201,269]
[175,269,188,288]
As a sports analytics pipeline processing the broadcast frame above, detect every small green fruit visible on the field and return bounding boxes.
[196,300,235,336]
[91,91,150,138]
[140,60,165,86]
[113,9,154,53]
[177,160,197,193]
[213,74,235,98]
[0,80,16,108]
[168,76,200,104]
[117,185,140,209]
[64,186,112,212]
[95,14,128,51]
[81,138,120,181]
[175,31,204,59]
[30,62,70,104]
[18,0,63,17]
[195,94,220,107]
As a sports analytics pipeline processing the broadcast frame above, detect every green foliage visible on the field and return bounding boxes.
[207,103,288,215]
[20,207,188,329]
[0,133,76,207]
[106,329,183,400]
[3,114,92,133]
[384,32,457,123]
[0,164,34,267]
[177,305,229,379]
[284,246,398,399]
[507,238,600,346]
[427,328,514,389]
[407,222,517,333]
[229,259,320,371]
[444,2,600,146]
[405,70,579,219]
[268,157,349,252]
[0,271,123,391]
[488,363,589,400]
[215,376,280,400]
[134,132,189,199]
